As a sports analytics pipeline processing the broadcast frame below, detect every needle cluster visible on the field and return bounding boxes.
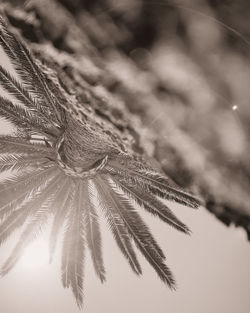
[0,16,200,308]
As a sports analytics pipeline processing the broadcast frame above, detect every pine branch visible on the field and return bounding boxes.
[106,163,200,208]
[0,16,63,124]
[0,166,57,212]
[0,169,61,248]
[61,181,85,308]
[113,175,190,234]
[0,172,64,275]
[0,64,59,133]
[0,135,53,154]
[49,178,75,262]
[0,64,38,108]
[105,176,175,289]
[83,181,106,282]
[94,177,142,276]
[0,95,57,138]
[0,154,53,172]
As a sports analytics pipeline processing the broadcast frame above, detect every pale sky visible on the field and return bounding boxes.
[0,203,250,313]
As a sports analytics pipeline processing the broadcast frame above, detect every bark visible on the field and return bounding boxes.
[1,0,250,238]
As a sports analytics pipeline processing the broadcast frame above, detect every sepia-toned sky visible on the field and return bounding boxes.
[0,40,250,313]
[0,199,250,313]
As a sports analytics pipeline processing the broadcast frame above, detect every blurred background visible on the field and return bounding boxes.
[63,0,250,237]
[0,0,250,312]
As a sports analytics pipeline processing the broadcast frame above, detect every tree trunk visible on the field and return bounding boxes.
[1,0,250,238]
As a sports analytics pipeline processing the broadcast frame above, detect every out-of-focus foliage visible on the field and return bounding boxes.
[67,0,250,235]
